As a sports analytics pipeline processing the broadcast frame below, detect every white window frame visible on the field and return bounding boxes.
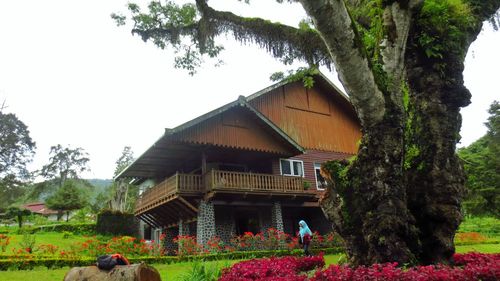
[314,163,327,190]
[279,159,305,177]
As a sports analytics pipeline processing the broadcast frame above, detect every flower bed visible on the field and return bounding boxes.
[0,247,342,270]
[172,229,343,256]
[220,253,500,281]
[219,255,325,281]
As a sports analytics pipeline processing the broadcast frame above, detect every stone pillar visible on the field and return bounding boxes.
[196,200,216,246]
[179,219,190,236]
[271,202,284,232]
[163,227,179,255]
[216,206,236,243]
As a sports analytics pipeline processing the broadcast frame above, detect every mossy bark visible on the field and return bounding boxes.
[403,15,484,264]
[322,118,420,266]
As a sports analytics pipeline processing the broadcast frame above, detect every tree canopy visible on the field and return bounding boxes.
[458,101,500,216]
[109,146,137,213]
[46,180,87,222]
[114,0,500,266]
[40,144,90,188]
[0,111,36,208]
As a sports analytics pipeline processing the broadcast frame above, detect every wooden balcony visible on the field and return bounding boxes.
[206,170,305,193]
[135,170,317,222]
[135,173,203,215]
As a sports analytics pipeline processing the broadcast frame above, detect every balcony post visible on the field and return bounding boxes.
[196,200,216,246]
[271,201,284,233]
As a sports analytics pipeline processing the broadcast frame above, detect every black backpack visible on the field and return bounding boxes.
[97,254,129,270]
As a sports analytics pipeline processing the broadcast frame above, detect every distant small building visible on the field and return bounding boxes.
[22,202,59,221]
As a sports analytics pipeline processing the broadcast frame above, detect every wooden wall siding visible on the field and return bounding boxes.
[272,150,353,189]
[249,82,361,154]
[170,107,292,154]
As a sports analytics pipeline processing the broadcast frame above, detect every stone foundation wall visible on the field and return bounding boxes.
[215,206,236,243]
[163,227,178,255]
[196,201,216,245]
[270,202,284,232]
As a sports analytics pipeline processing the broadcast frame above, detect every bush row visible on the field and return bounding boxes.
[0,247,343,270]
[27,223,96,234]
[220,253,500,281]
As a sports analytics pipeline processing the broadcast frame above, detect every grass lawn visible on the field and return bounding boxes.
[1,248,498,281]
[0,254,346,281]
[6,232,90,252]
[456,243,500,253]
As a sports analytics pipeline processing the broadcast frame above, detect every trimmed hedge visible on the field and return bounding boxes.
[29,223,96,234]
[96,211,138,236]
[0,247,344,270]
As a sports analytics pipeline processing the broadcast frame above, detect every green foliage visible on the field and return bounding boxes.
[114,146,135,177]
[269,67,319,89]
[40,144,90,188]
[18,233,36,252]
[46,181,87,221]
[109,146,138,213]
[349,0,384,62]
[303,181,311,190]
[3,207,31,228]
[321,159,351,192]
[0,112,36,209]
[178,261,224,281]
[458,101,500,216]
[417,0,476,62]
[96,210,138,236]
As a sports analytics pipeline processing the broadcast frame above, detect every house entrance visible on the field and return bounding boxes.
[235,210,260,235]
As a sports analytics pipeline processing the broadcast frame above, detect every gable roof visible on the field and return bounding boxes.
[116,73,355,181]
[116,96,304,180]
[246,72,350,105]
[22,202,58,215]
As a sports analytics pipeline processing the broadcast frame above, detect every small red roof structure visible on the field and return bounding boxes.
[22,202,58,216]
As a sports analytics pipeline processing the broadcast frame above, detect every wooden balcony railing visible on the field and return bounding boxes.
[136,170,308,213]
[208,170,305,193]
[135,173,203,212]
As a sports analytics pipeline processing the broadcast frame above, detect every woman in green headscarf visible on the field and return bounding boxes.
[299,220,312,256]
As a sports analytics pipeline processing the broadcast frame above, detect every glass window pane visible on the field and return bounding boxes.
[293,161,303,176]
[281,160,291,175]
[316,167,326,189]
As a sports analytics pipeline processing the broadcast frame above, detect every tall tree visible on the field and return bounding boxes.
[114,0,500,265]
[46,180,87,222]
[0,111,36,208]
[40,144,90,188]
[458,101,499,215]
[109,146,135,212]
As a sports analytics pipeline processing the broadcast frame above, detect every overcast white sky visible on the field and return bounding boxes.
[0,1,499,180]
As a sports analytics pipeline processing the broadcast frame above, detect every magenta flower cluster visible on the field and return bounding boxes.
[220,253,500,281]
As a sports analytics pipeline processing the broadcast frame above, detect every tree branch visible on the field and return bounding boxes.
[299,0,385,128]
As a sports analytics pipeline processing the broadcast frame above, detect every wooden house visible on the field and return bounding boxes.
[116,73,361,250]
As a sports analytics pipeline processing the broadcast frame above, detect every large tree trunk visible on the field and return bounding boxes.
[64,263,161,281]
[321,117,419,266]
[404,15,485,264]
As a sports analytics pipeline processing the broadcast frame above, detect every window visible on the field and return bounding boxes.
[314,163,327,190]
[280,159,304,177]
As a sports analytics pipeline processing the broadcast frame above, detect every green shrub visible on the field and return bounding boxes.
[178,261,224,281]
[18,233,36,253]
[30,223,96,235]
[62,231,73,239]
[0,247,344,270]
[96,210,139,236]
